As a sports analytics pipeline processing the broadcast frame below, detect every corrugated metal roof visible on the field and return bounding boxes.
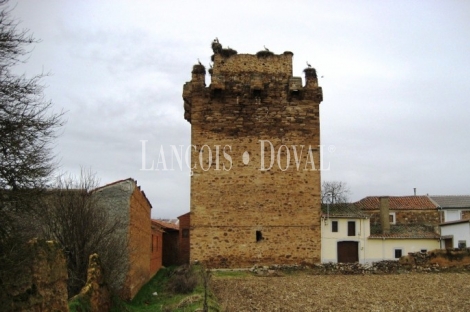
[354,196,437,210]
[430,195,470,209]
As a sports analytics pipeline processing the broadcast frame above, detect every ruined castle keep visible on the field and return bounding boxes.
[183,41,323,267]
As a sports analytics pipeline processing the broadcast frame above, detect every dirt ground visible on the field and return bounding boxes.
[212,272,470,311]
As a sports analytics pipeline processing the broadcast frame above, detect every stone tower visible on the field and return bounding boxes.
[182,41,323,267]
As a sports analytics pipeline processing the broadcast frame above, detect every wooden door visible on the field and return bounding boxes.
[444,238,453,249]
[338,241,359,263]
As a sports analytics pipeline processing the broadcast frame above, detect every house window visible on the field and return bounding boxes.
[394,249,403,259]
[420,249,427,253]
[458,240,467,249]
[389,212,396,224]
[332,221,338,232]
[182,229,189,238]
[347,221,355,236]
[256,230,263,242]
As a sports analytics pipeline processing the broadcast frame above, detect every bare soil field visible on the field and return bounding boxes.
[212,272,470,311]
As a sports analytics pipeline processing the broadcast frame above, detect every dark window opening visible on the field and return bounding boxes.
[347,221,355,236]
[182,229,189,238]
[332,221,338,232]
[256,230,263,242]
[253,89,261,97]
[394,249,403,258]
[459,241,467,249]
[212,88,223,98]
[420,249,428,253]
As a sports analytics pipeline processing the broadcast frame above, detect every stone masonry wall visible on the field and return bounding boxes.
[184,43,323,267]
[368,209,440,227]
[2,239,69,311]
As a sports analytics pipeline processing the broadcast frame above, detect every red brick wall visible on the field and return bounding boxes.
[150,224,163,276]
[178,213,190,264]
[125,186,152,300]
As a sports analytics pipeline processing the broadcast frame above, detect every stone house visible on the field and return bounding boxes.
[183,41,323,267]
[355,195,440,228]
[92,178,153,300]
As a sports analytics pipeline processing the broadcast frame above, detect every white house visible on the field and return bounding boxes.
[321,197,440,264]
[321,204,369,263]
[430,195,470,222]
[440,220,470,249]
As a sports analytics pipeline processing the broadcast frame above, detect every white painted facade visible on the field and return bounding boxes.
[440,221,470,248]
[321,217,369,263]
[321,216,440,263]
[444,210,462,222]
[366,239,440,262]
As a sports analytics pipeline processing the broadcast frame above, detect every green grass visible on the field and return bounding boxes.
[110,265,220,312]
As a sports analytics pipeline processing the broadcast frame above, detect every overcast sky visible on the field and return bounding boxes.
[9,1,470,218]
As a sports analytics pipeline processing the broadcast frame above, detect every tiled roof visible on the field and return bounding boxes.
[354,196,437,210]
[369,224,440,239]
[429,195,470,209]
[321,203,368,218]
[152,219,179,231]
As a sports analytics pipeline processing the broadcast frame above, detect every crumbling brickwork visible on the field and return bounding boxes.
[183,42,323,267]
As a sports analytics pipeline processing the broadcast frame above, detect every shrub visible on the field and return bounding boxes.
[166,265,198,294]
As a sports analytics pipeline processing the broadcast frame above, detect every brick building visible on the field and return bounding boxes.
[150,220,163,275]
[151,219,179,266]
[93,178,153,300]
[183,41,323,267]
[178,212,190,264]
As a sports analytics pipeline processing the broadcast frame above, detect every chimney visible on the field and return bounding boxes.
[380,196,390,234]
[414,188,416,196]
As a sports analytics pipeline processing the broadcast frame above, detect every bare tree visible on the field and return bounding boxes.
[37,170,128,297]
[321,181,351,204]
[0,0,63,303]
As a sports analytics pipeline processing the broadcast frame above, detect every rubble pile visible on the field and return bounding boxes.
[245,250,470,276]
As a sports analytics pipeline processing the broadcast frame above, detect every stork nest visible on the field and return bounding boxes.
[219,48,238,58]
[303,67,317,78]
[256,50,275,58]
[191,64,206,75]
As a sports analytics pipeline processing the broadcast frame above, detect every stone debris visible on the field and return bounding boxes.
[247,249,470,276]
